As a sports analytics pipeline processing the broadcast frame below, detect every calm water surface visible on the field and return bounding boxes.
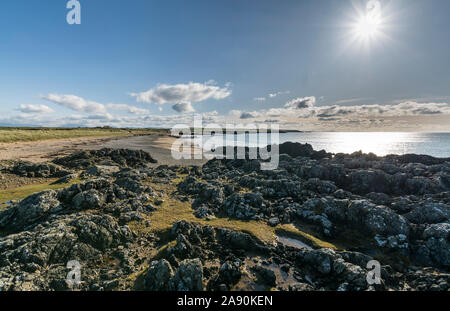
[190,132,450,158]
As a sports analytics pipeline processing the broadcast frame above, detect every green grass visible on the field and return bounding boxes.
[0,178,80,208]
[0,127,169,144]
[129,178,337,249]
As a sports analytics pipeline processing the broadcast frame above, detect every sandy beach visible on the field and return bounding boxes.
[0,134,207,166]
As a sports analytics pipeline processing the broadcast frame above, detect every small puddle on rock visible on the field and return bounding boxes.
[276,236,313,250]
[233,257,300,291]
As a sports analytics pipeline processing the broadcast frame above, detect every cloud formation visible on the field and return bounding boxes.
[285,96,316,109]
[130,81,231,113]
[18,104,54,114]
[228,98,450,124]
[315,101,450,118]
[41,94,107,114]
[5,90,450,132]
[253,91,290,102]
[269,91,290,98]
[41,94,154,116]
[240,112,258,119]
[230,96,316,120]
[172,102,195,113]
[106,104,149,115]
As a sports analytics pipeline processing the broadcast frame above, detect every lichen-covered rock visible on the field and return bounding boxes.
[0,190,62,232]
[72,189,105,210]
[71,214,132,251]
[208,260,242,291]
[223,193,265,220]
[85,165,120,177]
[347,170,390,194]
[8,161,71,178]
[169,258,204,291]
[346,200,410,236]
[0,212,134,291]
[304,178,338,194]
[53,148,157,169]
[405,203,450,224]
[144,259,174,291]
[422,223,450,268]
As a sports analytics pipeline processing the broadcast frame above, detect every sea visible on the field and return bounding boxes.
[188,132,450,158]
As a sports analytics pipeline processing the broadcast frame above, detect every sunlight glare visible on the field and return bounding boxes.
[354,14,382,39]
[348,0,387,47]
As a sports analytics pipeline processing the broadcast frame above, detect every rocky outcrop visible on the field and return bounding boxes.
[53,148,157,169]
[278,142,332,160]
[0,213,133,291]
[144,259,174,291]
[415,223,450,268]
[0,190,63,232]
[1,147,449,291]
[6,161,72,178]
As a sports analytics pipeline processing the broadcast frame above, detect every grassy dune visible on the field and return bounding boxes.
[0,127,169,144]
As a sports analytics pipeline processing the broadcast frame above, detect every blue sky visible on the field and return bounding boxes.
[0,0,449,130]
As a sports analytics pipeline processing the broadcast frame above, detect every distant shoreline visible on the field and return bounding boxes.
[0,133,207,167]
[1,131,450,164]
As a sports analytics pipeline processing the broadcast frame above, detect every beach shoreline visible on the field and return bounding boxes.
[0,133,207,167]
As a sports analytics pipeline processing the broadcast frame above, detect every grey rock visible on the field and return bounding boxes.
[144,259,174,291]
[405,203,450,224]
[72,189,105,210]
[169,258,203,291]
[85,165,120,176]
[208,260,242,290]
[0,190,62,232]
[268,217,279,227]
[346,200,410,236]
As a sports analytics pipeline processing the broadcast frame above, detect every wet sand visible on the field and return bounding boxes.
[0,134,207,167]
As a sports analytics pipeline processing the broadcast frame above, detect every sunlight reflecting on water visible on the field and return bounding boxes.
[320,132,410,155]
[190,132,450,157]
[301,132,450,157]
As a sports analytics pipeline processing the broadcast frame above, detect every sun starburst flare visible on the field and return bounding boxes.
[354,13,382,40]
[340,0,394,52]
[352,0,384,42]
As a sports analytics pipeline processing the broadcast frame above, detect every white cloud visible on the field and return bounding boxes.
[229,110,243,117]
[41,94,107,114]
[230,96,316,120]
[227,98,450,123]
[285,96,316,109]
[41,94,152,116]
[5,91,450,132]
[130,82,231,111]
[172,102,195,113]
[315,101,450,118]
[106,104,149,114]
[268,91,290,98]
[18,104,54,114]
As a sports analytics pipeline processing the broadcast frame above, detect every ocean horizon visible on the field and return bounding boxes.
[189,132,450,158]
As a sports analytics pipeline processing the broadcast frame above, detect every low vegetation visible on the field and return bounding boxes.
[0,178,80,208]
[0,127,169,144]
[129,177,337,249]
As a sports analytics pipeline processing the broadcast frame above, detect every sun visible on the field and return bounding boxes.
[354,13,382,39]
[347,0,387,47]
